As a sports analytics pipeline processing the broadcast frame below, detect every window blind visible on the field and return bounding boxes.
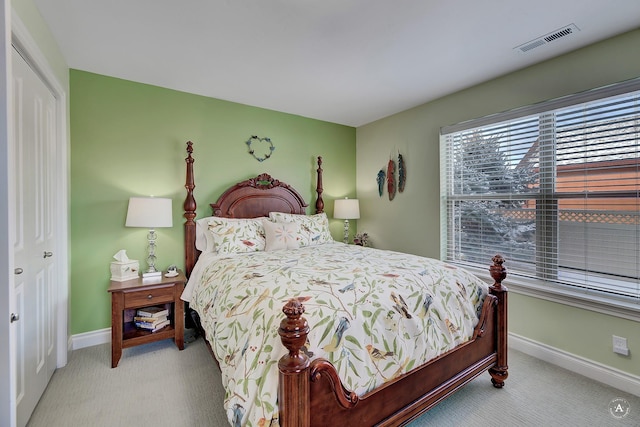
[440,79,640,303]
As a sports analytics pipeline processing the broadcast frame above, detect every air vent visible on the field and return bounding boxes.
[515,23,580,53]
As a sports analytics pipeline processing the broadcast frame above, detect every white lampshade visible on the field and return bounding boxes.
[334,198,360,220]
[125,197,173,228]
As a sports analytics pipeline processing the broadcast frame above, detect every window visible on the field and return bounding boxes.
[440,80,640,306]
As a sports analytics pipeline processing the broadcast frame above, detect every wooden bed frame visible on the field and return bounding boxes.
[182,141,508,426]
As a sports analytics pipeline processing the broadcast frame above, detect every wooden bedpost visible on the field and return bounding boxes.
[184,141,198,278]
[488,254,508,388]
[315,156,324,214]
[278,299,311,427]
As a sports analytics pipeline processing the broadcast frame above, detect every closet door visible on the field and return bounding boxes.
[12,46,57,427]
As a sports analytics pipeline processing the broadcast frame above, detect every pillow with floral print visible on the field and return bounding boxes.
[206,217,266,254]
[262,219,300,251]
[268,212,333,246]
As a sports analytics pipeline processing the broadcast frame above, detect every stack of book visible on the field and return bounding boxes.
[134,306,170,332]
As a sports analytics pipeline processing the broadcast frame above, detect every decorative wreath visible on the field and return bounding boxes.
[245,135,275,162]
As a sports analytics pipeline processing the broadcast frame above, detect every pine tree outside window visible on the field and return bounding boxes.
[440,79,640,308]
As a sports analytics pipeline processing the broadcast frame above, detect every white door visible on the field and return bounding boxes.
[12,46,57,427]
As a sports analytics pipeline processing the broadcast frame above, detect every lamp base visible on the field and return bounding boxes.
[343,219,350,244]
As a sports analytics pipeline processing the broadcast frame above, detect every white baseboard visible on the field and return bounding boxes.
[509,332,640,397]
[71,328,110,350]
[70,328,639,396]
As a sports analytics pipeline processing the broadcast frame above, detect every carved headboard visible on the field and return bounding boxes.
[211,173,308,218]
[183,141,325,276]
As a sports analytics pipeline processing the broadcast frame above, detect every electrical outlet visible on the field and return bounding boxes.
[612,335,629,356]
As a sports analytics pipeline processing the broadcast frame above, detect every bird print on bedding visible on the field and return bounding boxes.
[322,316,351,352]
[190,243,489,427]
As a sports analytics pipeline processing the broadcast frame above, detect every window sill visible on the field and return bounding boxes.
[463,265,640,322]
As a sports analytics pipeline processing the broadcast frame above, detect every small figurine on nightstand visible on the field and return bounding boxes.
[353,232,369,247]
[165,265,179,277]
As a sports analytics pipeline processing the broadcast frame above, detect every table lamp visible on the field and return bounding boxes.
[334,198,360,244]
[125,197,173,277]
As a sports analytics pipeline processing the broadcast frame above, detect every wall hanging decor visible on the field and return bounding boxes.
[377,151,406,200]
[387,158,396,201]
[246,135,275,162]
[398,152,406,193]
[377,169,386,197]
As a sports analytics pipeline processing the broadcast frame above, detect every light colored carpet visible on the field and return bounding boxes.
[27,333,227,427]
[407,353,640,427]
[27,334,639,427]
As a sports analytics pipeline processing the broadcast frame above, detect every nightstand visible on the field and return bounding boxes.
[107,270,186,368]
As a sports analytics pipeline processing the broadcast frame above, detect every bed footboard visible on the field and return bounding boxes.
[488,254,508,388]
[278,255,508,427]
[278,300,312,426]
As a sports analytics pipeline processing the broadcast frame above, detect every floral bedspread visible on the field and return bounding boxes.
[187,243,489,427]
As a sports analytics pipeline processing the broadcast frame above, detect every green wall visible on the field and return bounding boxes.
[356,28,640,377]
[70,70,355,335]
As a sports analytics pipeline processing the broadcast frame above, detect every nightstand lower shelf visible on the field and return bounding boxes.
[122,322,176,347]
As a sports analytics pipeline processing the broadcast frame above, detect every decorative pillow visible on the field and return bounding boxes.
[263,219,300,251]
[206,217,266,254]
[268,212,333,246]
[196,216,217,252]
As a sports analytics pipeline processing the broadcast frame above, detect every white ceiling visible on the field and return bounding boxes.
[34,0,640,127]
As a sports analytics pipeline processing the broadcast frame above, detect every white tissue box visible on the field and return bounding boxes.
[110,260,140,282]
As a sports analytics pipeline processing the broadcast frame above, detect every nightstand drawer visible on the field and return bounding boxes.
[124,285,174,307]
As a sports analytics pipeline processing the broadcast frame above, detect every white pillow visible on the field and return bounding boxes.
[268,212,333,246]
[206,217,266,254]
[195,216,216,252]
[263,219,300,251]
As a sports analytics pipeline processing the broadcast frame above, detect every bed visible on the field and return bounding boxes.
[181,141,508,427]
